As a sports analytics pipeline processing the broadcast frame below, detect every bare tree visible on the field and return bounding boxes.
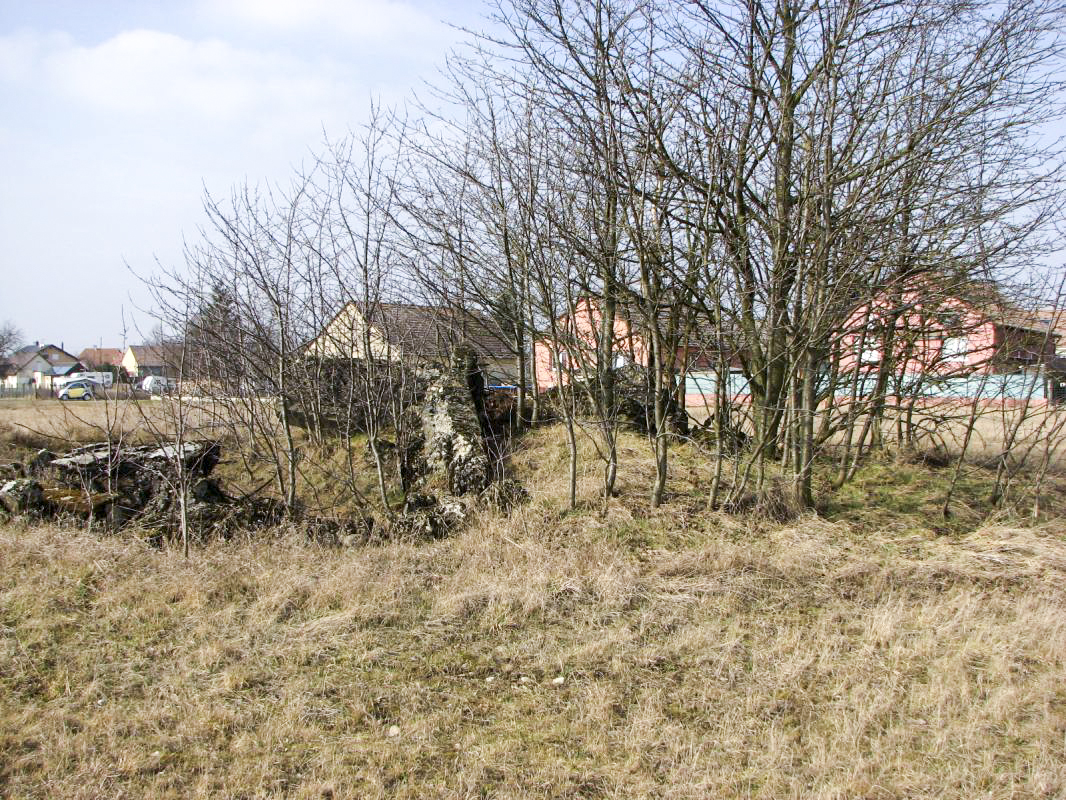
[0,320,23,358]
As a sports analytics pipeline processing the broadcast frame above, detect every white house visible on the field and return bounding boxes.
[0,343,83,390]
[306,302,519,386]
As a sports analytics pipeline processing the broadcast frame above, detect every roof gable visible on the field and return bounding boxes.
[127,344,183,368]
[367,303,512,360]
[9,344,80,370]
[78,347,124,366]
[312,302,512,362]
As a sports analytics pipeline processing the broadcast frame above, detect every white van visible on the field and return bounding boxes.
[139,375,175,394]
[71,371,114,388]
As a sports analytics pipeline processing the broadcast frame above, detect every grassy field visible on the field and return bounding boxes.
[2,425,1066,798]
[0,398,220,457]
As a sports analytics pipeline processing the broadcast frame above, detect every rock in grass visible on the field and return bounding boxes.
[421,348,491,496]
[0,478,46,514]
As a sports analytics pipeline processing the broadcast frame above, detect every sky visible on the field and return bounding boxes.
[0,0,487,355]
[2,2,1064,358]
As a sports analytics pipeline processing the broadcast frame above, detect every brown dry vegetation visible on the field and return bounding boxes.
[3,424,1066,798]
[0,399,223,456]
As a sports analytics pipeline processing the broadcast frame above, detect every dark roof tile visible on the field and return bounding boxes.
[364,303,513,361]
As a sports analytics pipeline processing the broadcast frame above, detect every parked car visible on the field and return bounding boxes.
[55,371,113,391]
[58,380,95,401]
[138,375,175,394]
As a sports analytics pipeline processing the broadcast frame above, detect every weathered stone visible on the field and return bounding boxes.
[0,462,24,481]
[0,479,46,515]
[421,349,492,496]
[302,514,375,546]
[27,449,55,475]
[402,493,437,513]
[42,487,115,515]
[191,478,229,504]
[438,498,468,527]
[399,431,426,491]
[0,440,232,539]
[389,510,438,539]
[50,441,220,487]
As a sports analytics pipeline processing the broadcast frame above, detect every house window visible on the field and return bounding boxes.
[942,336,968,360]
[938,312,962,329]
[860,343,880,364]
[856,328,880,364]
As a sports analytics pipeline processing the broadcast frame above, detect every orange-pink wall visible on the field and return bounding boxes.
[840,292,1006,376]
[534,298,650,390]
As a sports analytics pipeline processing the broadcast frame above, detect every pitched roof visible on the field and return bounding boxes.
[359,302,513,361]
[935,279,1057,337]
[994,309,1058,337]
[8,344,80,369]
[127,344,183,368]
[78,347,124,366]
[10,345,40,364]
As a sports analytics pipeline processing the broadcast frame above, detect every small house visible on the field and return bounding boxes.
[306,302,518,386]
[1,343,83,390]
[77,347,125,370]
[840,283,1062,402]
[532,296,741,410]
[122,344,183,381]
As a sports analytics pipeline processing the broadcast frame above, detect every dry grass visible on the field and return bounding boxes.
[895,405,1066,466]
[0,398,225,457]
[3,425,1066,798]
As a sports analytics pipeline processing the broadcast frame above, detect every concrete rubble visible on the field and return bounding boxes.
[1,347,527,542]
[388,347,528,538]
[0,441,283,539]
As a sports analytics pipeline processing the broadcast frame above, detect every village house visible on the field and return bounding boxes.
[0,343,84,391]
[77,347,125,372]
[306,302,519,385]
[1034,309,1066,356]
[532,296,742,412]
[840,283,1064,402]
[533,297,651,391]
[534,285,1066,410]
[121,344,183,381]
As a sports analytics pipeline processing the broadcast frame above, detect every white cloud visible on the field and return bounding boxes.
[41,29,334,123]
[0,3,472,348]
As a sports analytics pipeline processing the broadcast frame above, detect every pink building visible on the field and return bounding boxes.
[534,297,652,391]
[534,286,1064,409]
[840,288,1057,377]
[837,284,1066,404]
[533,297,742,412]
